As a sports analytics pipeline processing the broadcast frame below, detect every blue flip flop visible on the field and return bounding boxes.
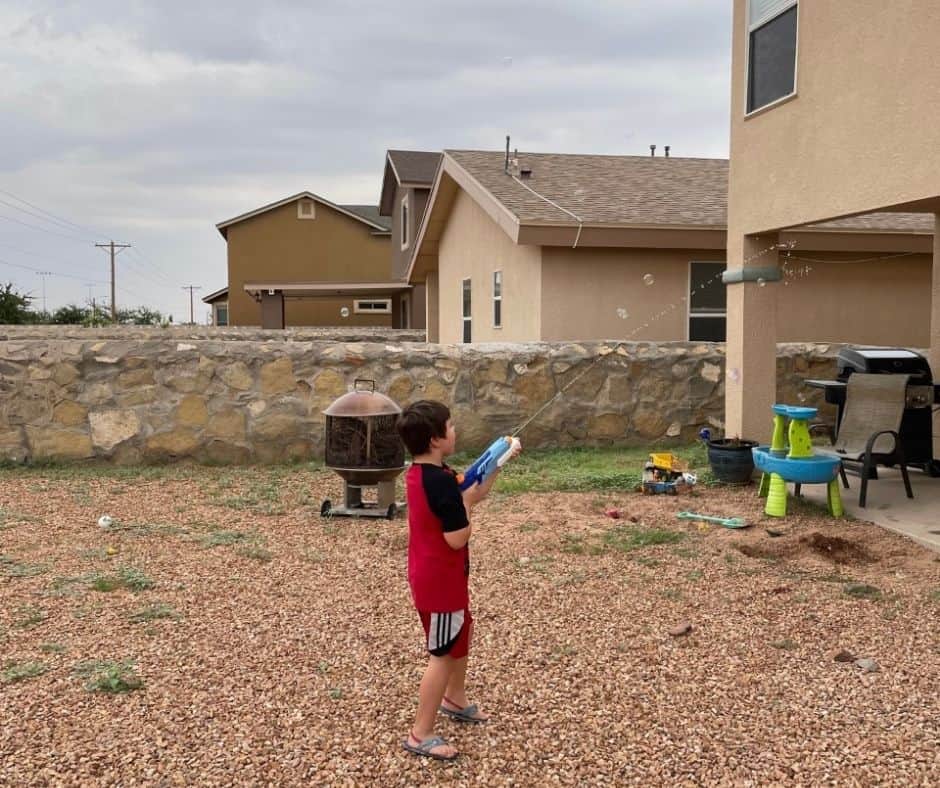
[402,734,458,761]
[439,702,488,724]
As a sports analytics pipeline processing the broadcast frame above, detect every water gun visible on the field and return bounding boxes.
[457,436,521,491]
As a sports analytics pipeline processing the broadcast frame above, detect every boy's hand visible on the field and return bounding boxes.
[508,438,523,460]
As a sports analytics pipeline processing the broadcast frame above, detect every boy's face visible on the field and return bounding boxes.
[432,418,457,456]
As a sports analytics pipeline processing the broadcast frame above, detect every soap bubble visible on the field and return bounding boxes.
[757,277,767,287]
[642,273,655,286]
[727,367,740,383]
[503,56,513,67]
[340,307,350,318]
[616,307,629,320]
[797,392,807,402]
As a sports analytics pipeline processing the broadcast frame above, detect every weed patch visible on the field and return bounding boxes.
[128,603,180,624]
[90,567,155,593]
[843,582,883,601]
[14,605,47,629]
[73,660,143,693]
[40,643,67,654]
[604,526,685,552]
[2,661,47,684]
[201,530,251,548]
[238,545,273,562]
[0,554,48,578]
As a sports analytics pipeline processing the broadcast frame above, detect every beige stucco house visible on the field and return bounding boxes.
[407,150,932,345]
[215,192,399,328]
[378,150,441,329]
[725,0,940,440]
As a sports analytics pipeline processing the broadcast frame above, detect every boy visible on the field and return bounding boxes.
[396,400,520,761]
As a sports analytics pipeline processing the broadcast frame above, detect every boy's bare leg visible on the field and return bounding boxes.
[410,655,458,757]
[442,656,488,720]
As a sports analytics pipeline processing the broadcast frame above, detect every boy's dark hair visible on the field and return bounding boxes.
[397,400,450,456]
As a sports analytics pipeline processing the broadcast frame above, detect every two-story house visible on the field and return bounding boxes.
[725,0,940,439]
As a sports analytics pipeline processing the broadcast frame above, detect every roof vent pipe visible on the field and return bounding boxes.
[665,145,670,158]
[505,135,510,174]
[649,144,656,157]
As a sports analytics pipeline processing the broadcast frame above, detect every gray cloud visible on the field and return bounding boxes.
[0,0,731,319]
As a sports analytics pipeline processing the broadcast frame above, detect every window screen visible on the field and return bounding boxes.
[493,271,502,328]
[689,262,727,342]
[747,3,797,113]
[462,279,471,343]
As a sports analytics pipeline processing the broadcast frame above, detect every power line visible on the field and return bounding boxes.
[0,196,97,241]
[0,187,106,237]
[0,212,94,243]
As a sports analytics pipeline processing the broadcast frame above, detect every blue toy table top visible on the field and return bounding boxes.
[772,404,818,420]
[752,446,840,483]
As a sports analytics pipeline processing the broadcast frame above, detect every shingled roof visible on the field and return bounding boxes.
[444,150,934,232]
[387,150,441,185]
[379,150,442,217]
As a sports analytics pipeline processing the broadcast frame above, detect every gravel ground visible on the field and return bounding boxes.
[2,465,939,787]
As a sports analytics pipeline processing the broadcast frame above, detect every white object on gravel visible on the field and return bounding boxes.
[97,515,114,529]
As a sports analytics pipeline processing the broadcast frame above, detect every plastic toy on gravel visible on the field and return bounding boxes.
[752,404,843,518]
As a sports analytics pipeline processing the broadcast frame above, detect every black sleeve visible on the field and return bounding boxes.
[422,466,470,533]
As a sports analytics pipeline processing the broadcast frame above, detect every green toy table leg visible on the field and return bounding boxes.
[827,477,844,517]
[787,417,813,459]
[771,413,787,453]
[765,472,788,517]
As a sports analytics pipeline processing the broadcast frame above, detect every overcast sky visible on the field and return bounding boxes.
[0,0,732,321]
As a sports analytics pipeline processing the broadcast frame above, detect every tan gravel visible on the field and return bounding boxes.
[2,465,940,786]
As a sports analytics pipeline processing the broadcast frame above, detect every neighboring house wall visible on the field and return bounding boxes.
[390,187,430,328]
[540,248,725,342]
[226,200,391,327]
[438,189,541,343]
[729,0,940,234]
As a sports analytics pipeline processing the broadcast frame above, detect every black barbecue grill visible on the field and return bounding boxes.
[806,347,940,476]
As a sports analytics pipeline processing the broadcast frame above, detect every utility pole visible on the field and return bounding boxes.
[37,271,53,314]
[95,241,131,320]
[182,285,202,325]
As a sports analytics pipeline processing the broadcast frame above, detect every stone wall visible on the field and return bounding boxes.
[0,330,843,464]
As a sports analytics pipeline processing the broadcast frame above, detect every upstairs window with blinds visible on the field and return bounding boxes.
[747,0,798,114]
[461,278,472,343]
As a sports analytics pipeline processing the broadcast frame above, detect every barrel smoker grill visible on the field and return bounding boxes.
[321,379,406,519]
[807,347,940,477]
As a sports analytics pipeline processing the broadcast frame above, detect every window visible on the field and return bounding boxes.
[297,199,316,219]
[746,1,798,114]
[353,299,391,314]
[492,270,502,328]
[401,195,409,250]
[461,278,471,343]
[215,302,229,327]
[688,262,726,342]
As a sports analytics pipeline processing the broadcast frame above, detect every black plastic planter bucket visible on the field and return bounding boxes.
[707,439,758,484]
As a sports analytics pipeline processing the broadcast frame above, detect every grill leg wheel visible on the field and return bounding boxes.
[386,503,397,520]
[320,499,332,518]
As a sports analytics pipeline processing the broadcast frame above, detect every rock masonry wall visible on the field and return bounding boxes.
[0,327,842,464]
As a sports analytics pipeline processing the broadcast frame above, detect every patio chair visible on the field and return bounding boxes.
[813,372,914,508]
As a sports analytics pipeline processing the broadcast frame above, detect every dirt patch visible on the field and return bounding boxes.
[799,532,875,565]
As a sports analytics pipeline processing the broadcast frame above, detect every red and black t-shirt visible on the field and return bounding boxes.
[405,462,470,612]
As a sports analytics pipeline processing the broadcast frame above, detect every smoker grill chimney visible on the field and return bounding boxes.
[665,145,671,158]
[649,144,656,157]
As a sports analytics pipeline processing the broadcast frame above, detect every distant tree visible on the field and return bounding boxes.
[83,304,113,327]
[22,309,51,324]
[0,283,35,324]
[52,304,90,324]
[116,306,164,325]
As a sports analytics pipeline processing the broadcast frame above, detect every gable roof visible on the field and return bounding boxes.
[216,192,391,239]
[201,286,228,304]
[379,150,442,216]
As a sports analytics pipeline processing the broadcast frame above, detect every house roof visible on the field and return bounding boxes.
[447,150,730,227]
[215,192,391,239]
[445,150,936,232]
[379,150,442,216]
[201,286,228,304]
[406,149,935,282]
